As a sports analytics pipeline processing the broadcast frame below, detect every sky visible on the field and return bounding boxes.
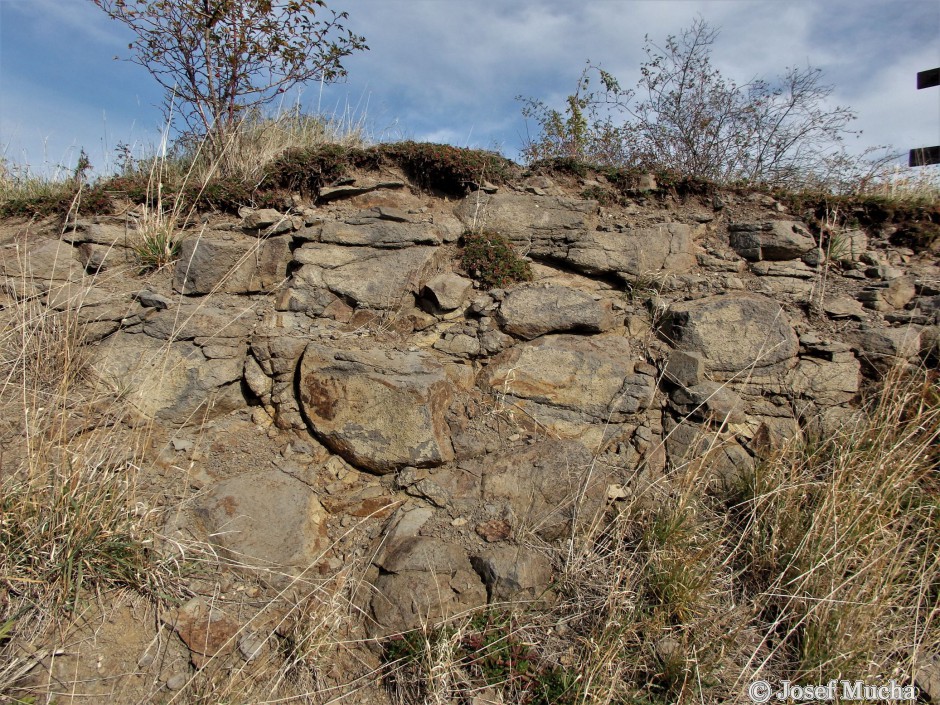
[1,0,938,178]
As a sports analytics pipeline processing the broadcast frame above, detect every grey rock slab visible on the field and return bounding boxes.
[293,244,441,310]
[497,284,617,339]
[317,180,406,202]
[788,355,860,406]
[470,546,554,603]
[664,350,706,387]
[298,342,455,473]
[858,326,923,364]
[480,334,639,421]
[562,224,698,280]
[135,289,172,310]
[63,221,130,247]
[90,332,245,425]
[240,208,293,235]
[1,239,85,283]
[454,192,595,240]
[319,220,441,248]
[194,469,329,576]
[671,382,746,423]
[663,294,799,376]
[823,297,866,320]
[173,235,290,294]
[750,260,817,279]
[834,229,868,264]
[729,221,816,261]
[143,304,256,341]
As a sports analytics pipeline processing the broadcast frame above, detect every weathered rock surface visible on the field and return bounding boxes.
[454,193,697,279]
[298,343,456,473]
[470,546,554,603]
[422,272,474,311]
[472,439,606,540]
[369,537,487,636]
[663,294,799,377]
[318,219,442,248]
[497,284,617,339]
[481,334,652,425]
[730,221,816,261]
[193,470,329,578]
[174,235,291,294]
[293,244,441,309]
[91,332,245,424]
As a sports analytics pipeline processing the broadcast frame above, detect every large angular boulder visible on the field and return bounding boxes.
[558,224,698,280]
[173,235,291,294]
[480,334,651,422]
[90,332,245,425]
[142,303,256,342]
[497,285,618,339]
[470,546,554,603]
[788,354,860,406]
[729,221,816,261]
[663,294,799,377]
[318,219,442,248]
[292,244,442,310]
[454,193,594,242]
[1,239,85,284]
[298,343,456,473]
[473,439,606,540]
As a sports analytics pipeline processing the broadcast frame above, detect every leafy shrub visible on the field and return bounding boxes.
[520,19,881,189]
[461,231,532,289]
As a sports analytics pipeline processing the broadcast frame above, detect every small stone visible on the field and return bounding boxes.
[238,631,267,662]
[165,672,189,691]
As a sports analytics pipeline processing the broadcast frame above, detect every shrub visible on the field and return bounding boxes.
[520,19,882,189]
[461,231,532,289]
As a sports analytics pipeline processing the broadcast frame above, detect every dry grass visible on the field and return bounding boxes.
[0,238,179,698]
[383,365,938,704]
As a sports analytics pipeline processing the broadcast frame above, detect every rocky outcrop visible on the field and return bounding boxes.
[8,161,937,680]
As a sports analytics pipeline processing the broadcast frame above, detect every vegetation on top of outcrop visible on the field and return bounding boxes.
[0,140,517,219]
[264,141,517,198]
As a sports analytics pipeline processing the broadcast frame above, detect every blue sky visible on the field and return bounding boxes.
[1,0,938,178]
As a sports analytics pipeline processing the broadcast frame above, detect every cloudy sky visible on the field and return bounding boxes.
[1,0,938,177]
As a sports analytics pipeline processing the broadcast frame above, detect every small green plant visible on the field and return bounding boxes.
[132,201,184,272]
[461,230,532,289]
[383,611,582,704]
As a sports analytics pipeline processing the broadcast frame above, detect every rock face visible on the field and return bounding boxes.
[481,334,651,423]
[497,284,617,339]
[298,343,456,473]
[454,193,697,280]
[473,439,606,540]
[663,294,799,377]
[293,244,442,309]
[174,235,291,294]
[194,470,329,578]
[369,537,487,637]
[91,332,245,424]
[13,158,937,683]
[729,221,816,261]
